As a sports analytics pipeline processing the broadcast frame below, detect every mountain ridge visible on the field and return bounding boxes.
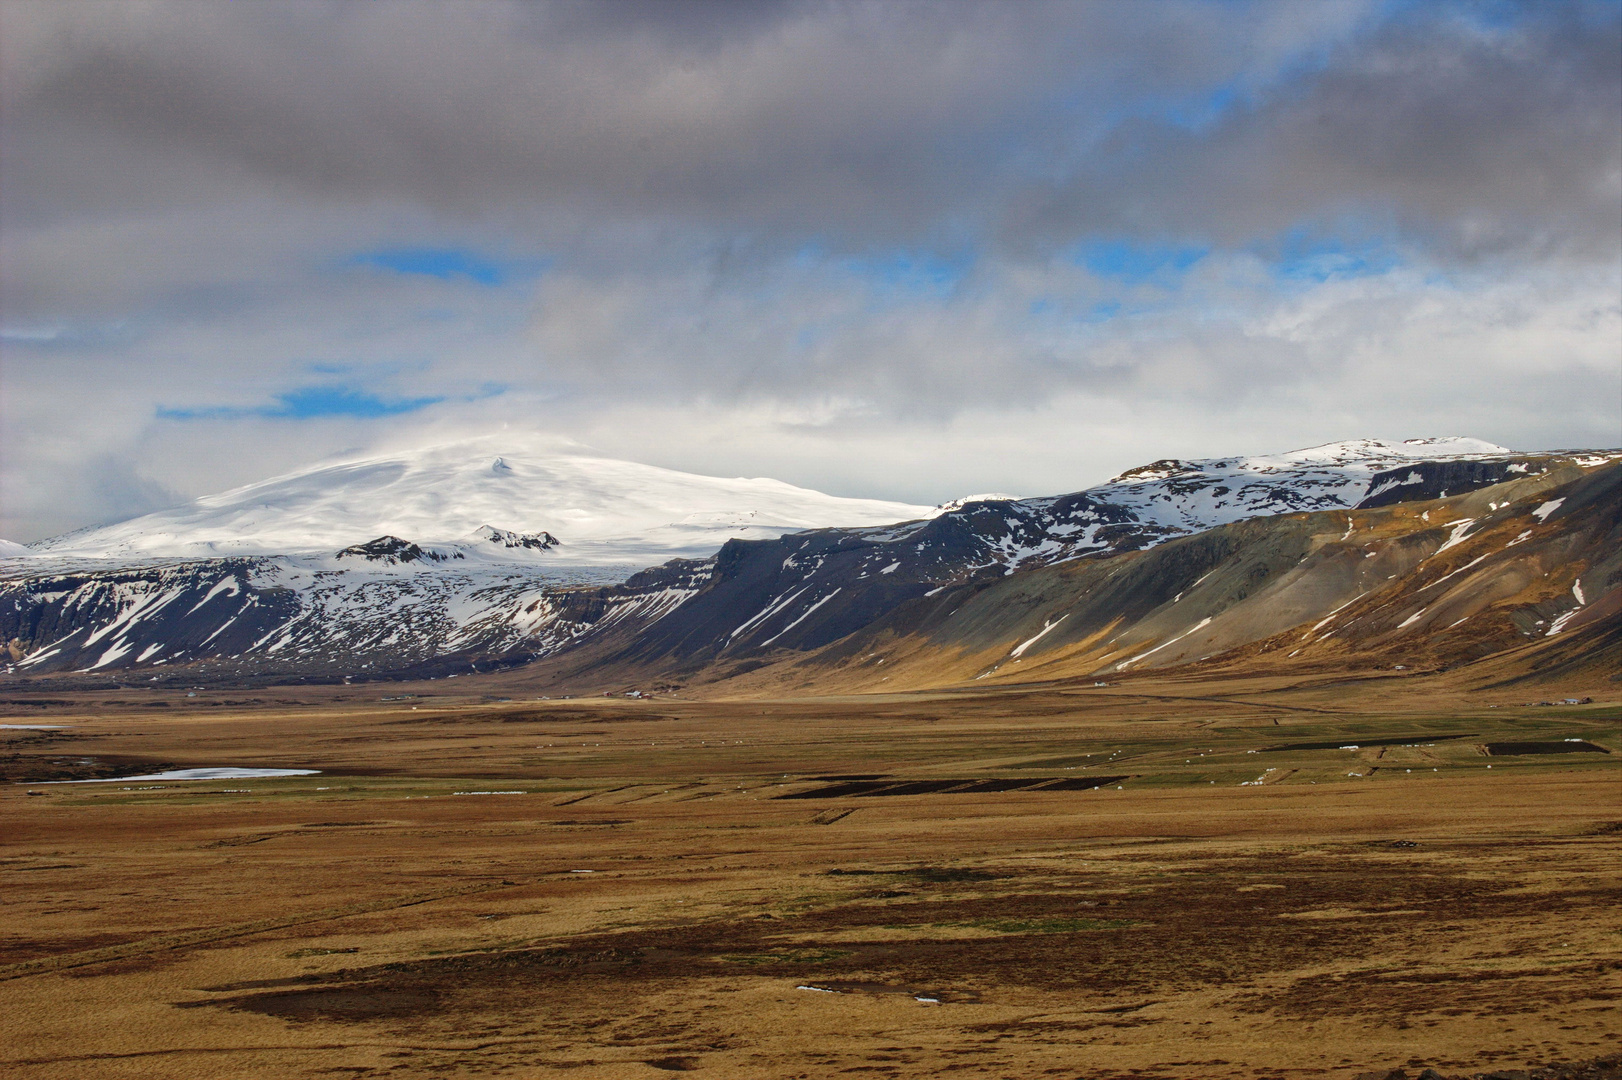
[13,436,1537,567]
[2,437,1615,691]
[503,453,1619,696]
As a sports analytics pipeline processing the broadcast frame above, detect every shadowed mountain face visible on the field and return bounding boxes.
[0,446,1616,690]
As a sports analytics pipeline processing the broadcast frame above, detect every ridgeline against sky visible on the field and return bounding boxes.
[1,0,1618,541]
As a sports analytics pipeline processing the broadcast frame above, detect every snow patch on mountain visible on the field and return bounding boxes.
[1077,438,1514,542]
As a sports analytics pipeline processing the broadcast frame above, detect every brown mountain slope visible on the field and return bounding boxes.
[508,458,1619,697]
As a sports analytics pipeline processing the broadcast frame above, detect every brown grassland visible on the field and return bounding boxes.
[1,667,1617,1079]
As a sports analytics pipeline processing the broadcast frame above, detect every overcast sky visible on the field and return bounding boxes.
[2,0,1618,541]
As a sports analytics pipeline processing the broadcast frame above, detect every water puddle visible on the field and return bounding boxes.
[44,767,320,784]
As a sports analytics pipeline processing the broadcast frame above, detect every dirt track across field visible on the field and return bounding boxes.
[1,670,1617,1078]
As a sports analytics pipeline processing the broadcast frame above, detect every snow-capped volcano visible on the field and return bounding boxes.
[28,436,935,568]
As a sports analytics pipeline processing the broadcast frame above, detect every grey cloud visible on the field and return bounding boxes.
[1012,2,1622,260]
[3,1,1380,242]
[7,0,1609,298]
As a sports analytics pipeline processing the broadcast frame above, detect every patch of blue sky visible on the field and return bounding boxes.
[1028,297,1128,326]
[838,247,976,298]
[1075,240,1207,285]
[1268,232,1404,283]
[1150,80,1251,134]
[1058,2,1389,148]
[793,241,828,269]
[1049,54,1274,146]
[270,385,447,419]
[1080,300,1122,324]
[347,246,546,287]
[158,384,448,422]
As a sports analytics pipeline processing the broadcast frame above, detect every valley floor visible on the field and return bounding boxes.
[0,671,1617,1079]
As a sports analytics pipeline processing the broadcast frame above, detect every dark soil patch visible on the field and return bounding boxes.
[778,775,1130,798]
[0,754,179,783]
[645,1057,700,1071]
[855,780,971,796]
[1037,775,1132,791]
[1263,733,1480,752]
[180,986,441,1020]
[952,778,1068,793]
[778,780,902,798]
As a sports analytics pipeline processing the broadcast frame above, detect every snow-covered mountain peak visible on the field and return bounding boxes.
[969,435,1540,573]
[1105,459,1194,484]
[468,525,560,552]
[1271,437,1511,466]
[1105,438,1514,486]
[29,436,935,567]
[929,493,1022,516]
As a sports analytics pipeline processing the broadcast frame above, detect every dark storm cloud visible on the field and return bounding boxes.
[3,1,1376,241]
[7,1,1614,259]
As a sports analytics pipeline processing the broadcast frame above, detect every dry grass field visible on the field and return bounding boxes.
[1,670,1617,1079]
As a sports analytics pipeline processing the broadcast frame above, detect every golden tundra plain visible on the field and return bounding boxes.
[1,669,1617,1080]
